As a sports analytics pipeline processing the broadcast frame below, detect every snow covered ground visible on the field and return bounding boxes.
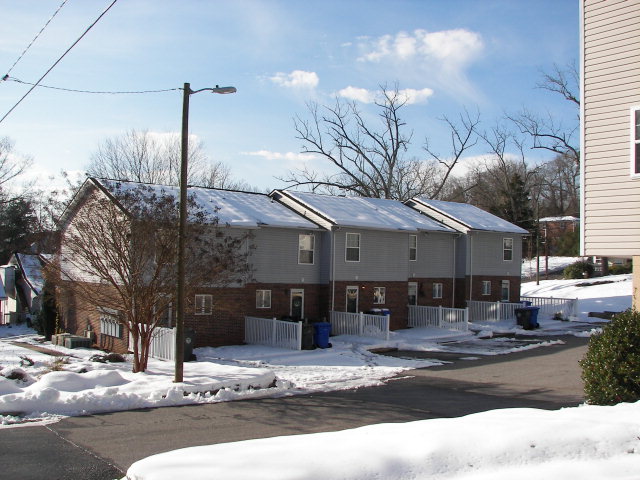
[1,273,637,478]
[521,256,581,279]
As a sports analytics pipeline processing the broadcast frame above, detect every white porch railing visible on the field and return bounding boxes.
[408,305,469,332]
[128,324,176,361]
[244,316,302,350]
[467,300,527,323]
[520,296,578,319]
[329,311,390,340]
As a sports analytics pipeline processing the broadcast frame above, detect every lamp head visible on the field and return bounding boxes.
[212,85,237,94]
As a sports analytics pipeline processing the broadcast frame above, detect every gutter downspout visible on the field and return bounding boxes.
[331,226,337,311]
[468,233,473,303]
[452,233,461,308]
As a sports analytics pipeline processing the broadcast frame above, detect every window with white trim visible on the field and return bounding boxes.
[633,106,640,175]
[256,290,271,309]
[373,287,386,304]
[409,234,417,261]
[503,238,513,261]
[346,233,360,262]
[433,283,443,299]
[99,309,123,338]
[482,281,491,296]
[501,280,510,302]
[298,234,315,264]
[194,294,213,315]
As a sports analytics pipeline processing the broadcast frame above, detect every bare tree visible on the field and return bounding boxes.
[87,129,248,190]
[508,62,580,167]
[49,182,252,372]
[279,87,478,201]
[0,136,33,202]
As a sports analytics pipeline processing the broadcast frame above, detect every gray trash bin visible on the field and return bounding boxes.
[184,328,196,361]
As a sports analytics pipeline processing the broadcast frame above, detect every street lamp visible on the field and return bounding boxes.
[175,82,236,383]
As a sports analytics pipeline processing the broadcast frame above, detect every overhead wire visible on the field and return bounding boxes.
[4,0,69,78]
[4,77,180,95]
[0,0,120,125]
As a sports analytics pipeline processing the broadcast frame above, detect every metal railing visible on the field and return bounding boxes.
[244,316,303,350]
[329,311,390,340]
[520,296,578,319]
[408,305,469,331]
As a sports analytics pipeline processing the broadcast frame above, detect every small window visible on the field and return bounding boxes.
[632,107,640,175]
[501,280,510,302]
[194,294,213,315]
[482,281,491,296]
[433,283,443,299]
[99,309,123,338]
[373,287,386,304]
[409,234,417,261]
[256,290,271,309]
[346,233,360,262]
[298,234,315,264]
[503,238,513,261]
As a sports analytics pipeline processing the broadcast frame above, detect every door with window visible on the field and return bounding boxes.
[408,282,418,306]
[290,289,304,320]
[346,286,359,313]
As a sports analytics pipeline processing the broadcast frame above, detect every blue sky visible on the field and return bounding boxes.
[0,0,579,191]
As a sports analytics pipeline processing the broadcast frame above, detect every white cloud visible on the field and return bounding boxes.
[337,86,377,103]
[241,150,315,162]
[270,70,319,89]
[337,86,433,105]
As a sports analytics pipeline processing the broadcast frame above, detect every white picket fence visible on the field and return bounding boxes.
[244,316,303,350]
[520,296,578,319]
[329,311,390,340]
[128,324,176,361]
[408,305,469,332]
[467,300,526,323]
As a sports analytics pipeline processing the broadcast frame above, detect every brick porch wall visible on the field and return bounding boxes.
[455,275,522,307]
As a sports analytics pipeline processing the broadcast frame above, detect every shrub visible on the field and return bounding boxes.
[609,263,632,275]
[563,260,594,279]
[580,309,640,405]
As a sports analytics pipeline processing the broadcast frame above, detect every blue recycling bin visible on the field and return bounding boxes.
[313,322,332,348]
[515,307,540,330]
[522,300,532,307]
[528,306,540,328]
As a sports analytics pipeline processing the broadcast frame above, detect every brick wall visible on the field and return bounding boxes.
[455,275,522,306]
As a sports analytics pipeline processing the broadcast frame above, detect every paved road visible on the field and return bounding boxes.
[1,335,588,480]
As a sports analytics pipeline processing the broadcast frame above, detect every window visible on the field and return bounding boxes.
[346,286,359,313]
[346,233,360,262]
[501,280,510,302]
[194,294,213,315]
[482,281,491,296]
[409,234,417,261]
[256,290,271,309]
[503,238,513,261]
[157,302,173,327]
[633,107,640,175]
[408,282,418,306]
[373,287,386,304]
[433,283,443,299]
[298,234,315,264]
[99,308,122,338]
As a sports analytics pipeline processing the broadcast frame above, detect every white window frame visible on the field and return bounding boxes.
[99,308,123,339]
[194,294,213,315]
[482,280,491,296]
[409,234,417,261]
[433,283,443,299]
[256,289,271,309]
[503,238,514,261]
[373,286,386,304]
[631,106,640,177]
[501,280,510,302]
[298,234,315,265]
[345,233,361,262]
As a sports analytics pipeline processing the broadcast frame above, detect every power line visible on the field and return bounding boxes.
[0,0,120,125]
[4,77,180,95]
[4,0,70,77]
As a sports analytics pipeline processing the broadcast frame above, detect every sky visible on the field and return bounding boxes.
[0,0,580,192]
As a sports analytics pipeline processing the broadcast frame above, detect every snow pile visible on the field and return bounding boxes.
[125,401,640,480]
[521,256,582,278]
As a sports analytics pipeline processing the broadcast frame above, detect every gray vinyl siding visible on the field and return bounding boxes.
[250,227,323,284]
[469,232,522,277]
[582,0,640,256]
[409,232,456,278]
[332,229,410,281]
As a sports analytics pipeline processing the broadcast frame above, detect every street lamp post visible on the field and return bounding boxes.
[175,82,236,383]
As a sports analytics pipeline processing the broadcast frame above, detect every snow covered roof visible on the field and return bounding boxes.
[274,191,455,232]
[96,179,321,230]
[539,216,580,223]
[409,198,529,234]
[15,254,46,295]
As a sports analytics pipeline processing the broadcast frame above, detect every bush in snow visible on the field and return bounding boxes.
[563,261,594,279]
[580,309,640,405]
